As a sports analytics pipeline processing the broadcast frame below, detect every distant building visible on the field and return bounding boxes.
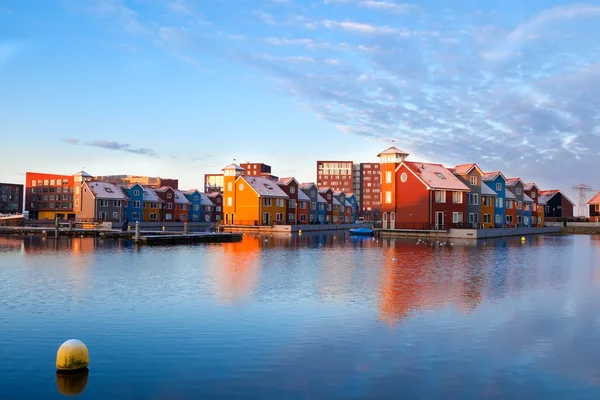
[208,192,223,222]
[25,172,78,220]
[74,180,127,222]
[356,162,380,220]
[539,190,575,219]
[94,175,179,190]
[316,161,353,193]
[588,192,600,221]
[204,173,224,194]
[0,183,23,215]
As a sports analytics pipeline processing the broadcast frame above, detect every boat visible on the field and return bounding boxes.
[349,227,375,236]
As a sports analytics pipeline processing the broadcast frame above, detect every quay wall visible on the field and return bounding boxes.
[378,226,563,239]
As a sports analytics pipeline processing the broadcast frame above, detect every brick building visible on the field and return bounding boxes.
[0,183,23,215]
[25,172,76,220]
[316,161,353,193]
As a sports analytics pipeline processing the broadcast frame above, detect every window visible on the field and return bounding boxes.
[276,199,284,207]
[311,202,316,210]
[300,214,306,222]
[517,201,522,209]
[44,180,49,185]
[166,213,173,221]
[216,206,222,211]
[545,206,549,213]
[289,199,296,208]
[517,215,522,224]
[263,198,272,207]
[482,196,492,206]
[113,200,121,207]
[400,172,407,182]
[99,199,109,207]
[194,195,199,201]
[496,198,504,208]
[167,192,172,199]
[180,214,186,220]
[531,192,536,198]
[452,212,463,223]
[385,191,392,203]
[288,213,294,221]
[469,213,479,223]
[470,176,477,185]
[452,192,462,204]
[311,190,316,197]
[167,203,173,210]
[181,204,187,211]
[596,204,600,212]
[495,214,501,224]
[506,215,513,224]
[134,190,139,196]
[484,214,492,224]
[516,188,522,195]
[133,200,141,208]
[496,183,502,191]
[194,204,200,211]
[385,171,392,183]
[276,213,283,222]
[468,193,478,205]
[435,173,446,180]
[290,186,295,194]
[50,179,55,185]
[150,213,157,220]
[112,212,119,220]
[132,212,140,219]
[31,180,37,187]
[435,191,446,203]
[105,187,113,193]
[99,211,107,220]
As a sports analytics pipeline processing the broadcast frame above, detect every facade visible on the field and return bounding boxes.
[239,162,278,181]
[451,163,484,228]
[155,186,177,222]
[25,172,76,220]
[121,183,144,222]
[297,190,310,224]
[482,172,507,228]
[319,188,334,223]
[185,190,203,222]
[317,195,327,224]
[277,177,300,225]
[0,183,23,215]
[588,192,600,221]
[204,174,224,194]
[173,190,191,222]
[539,190,575,219]
[524,183,540,226]
[299,183,320,224]
[480,184,497,229]
[355,162,381,220]
[346,193,358,223]
[95,175,178,189]
[378,147,470,230]
[317,161,353,193]
[74,181,127,222]
[506,178,526,226]
[504,190,517,227]
[208,192,223,222]
[141,188,162,222]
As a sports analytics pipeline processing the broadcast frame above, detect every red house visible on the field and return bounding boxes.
[277,177,300,224]
[378,147,470,230]
[155,186,176,222]
[297,190,310,224]
[208,192,223,223]
[524,183,540,226]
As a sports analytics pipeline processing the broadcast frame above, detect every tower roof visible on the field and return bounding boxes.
[73,170,92,177]
[221,163,245,172]
[377,146,409,157]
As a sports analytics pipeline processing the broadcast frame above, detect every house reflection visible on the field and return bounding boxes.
[0,237,24,252]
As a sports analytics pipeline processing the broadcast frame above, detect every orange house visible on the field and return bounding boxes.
[505,191,517,227]
[173,189,191,222]
[297,190,310,224]
[222,164,288,226]
[141,187,163,222]
[480,184,497,228]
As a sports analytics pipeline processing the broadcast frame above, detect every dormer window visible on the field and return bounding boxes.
[105,187,113,193]
[436,173,446,180]
[167,193,172,199]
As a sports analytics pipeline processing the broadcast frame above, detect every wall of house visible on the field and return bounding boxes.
[590,205,600,218]
[142,202,160,222]
[301,188,319,223]
[431,191,468,228]
[525,188,539,226]
[260,198,286,225]
[391,164,430,224]
[456,170,482,224]
[95,199,124,222]
[175,203,188,222]
[124,186,144,222]
[481,196,495,229]
[505,202,517,226]
[379,162,399,214]
[228,179,260,224]
[78,185,96,220]
[297,201,309,224]
[484,177,505,226]
[561,196,574,218]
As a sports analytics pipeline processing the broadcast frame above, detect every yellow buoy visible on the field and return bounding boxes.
[299,230,302,234]
[56,369,89,396]
[521,236,526,241]
[56,339,89,371]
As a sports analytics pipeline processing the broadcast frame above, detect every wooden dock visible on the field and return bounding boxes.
[138,232,243,245]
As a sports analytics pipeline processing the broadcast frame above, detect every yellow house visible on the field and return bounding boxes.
[141,187,162,222]
[480,184,497,228]
[537,204,545,227]
[332,197,342,224]
[222,164,288,226]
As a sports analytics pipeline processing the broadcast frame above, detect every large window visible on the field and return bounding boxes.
[452,212,463,223]
[468,193,478,205]
[385,191,392,203]
[484,214,492,224]
[385,171,392,183]
[452,192,463,204]
[435,191,446,203]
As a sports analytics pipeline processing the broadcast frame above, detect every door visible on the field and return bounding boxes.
[382,212,388,229]
[435,211,444,229]
[231,214,234,225]
[264,213,270,226]
[390,212,395,230]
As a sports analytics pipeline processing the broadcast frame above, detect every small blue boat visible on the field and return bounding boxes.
[349,227,375,236]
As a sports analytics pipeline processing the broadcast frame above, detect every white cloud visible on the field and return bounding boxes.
[358,1,418,13]
[322,20,397,34]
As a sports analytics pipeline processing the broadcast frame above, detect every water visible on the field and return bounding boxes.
[2,233,600,398]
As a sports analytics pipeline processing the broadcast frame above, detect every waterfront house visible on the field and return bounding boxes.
[524,183,540,226]
[588,192,600,221]
[184,189,203,222]
[506,178,526,226]
[317,194,327,224]
[121,183,144,222]
[480,184,497,228]
[142,187,162,222]
[297,189,310,224]
[538,190,575,219]
[451,163,484,228]
[222,164,288,226]
[173,190,191,222]
[378,146,470,230]
[299,183,320,224]
[332,193,343,224]
[74,181,127,222]
[155,186,176,222]
[319,188,334,223]
[199,193,214,222]
[208,192,223,223]
[346,193,358,223]
[276,177,300,224]
[482,172,507,228]
[523,195,534,227]
[505,190,517,227]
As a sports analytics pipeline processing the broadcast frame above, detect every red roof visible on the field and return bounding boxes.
[588,192,600,205]
[452,163,482,175]
[403,161,470,191]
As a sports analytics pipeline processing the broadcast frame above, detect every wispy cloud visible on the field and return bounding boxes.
[358,1,418,13]
[322,20,397,34]
[87,0,149,35]
[64,138,157,156]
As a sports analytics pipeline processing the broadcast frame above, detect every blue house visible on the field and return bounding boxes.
[346,193,358,223]
[200,193,215,222]
[482,172,506,227]
[317,194,327,224]
[185,189,203,222]
[121,183,144,222]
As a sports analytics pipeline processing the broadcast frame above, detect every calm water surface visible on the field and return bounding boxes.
[2,233,600,399]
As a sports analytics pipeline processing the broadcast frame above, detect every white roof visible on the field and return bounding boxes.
[142,188,162,202]
[317,194,327,203]
[300,182,317,190]
[523,193,534,203]
[344,199,353,207]
[86,181,127,200]
[404,161,470,191]
[333,197,342,206]
[173,190,191,205]
[74,170,93,177]
[222,163,244,171]
[505,190,516,199]
[200,193,214,206]
[481,183,498,196]
[243,176,289,198]
[377,146,409,156]
[297,190,310,201]
[538,190,557,205]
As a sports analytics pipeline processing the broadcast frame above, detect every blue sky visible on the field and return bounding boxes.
[1,0,599,204]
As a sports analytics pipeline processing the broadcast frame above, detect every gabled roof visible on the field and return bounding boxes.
[588,192,600,205]
[332,197,342,206]
[524,182,539,191]
[333,190,345,197]
[73,170,92,177]
[297,190,310,202]
[377,146,409,157]
[208,192,222,198]
[142,188,162,203]
[317,194,327,203]
[451,163,483,175]
[481,183,498,196]
[344,199,353,207]
[86,181,128,200]
[243,176,289,198]
[122,182,143,190]
[319,188,333,194]
[199,193,214,206]
[300,182,317,190]
[505,190,516,199]
[538,190,575,206]
[403,161,470,191]
[155,186,174,193]
[523,193,534,203]
[506,178,525,187]
[185,189,201,196]
[482,171,507,182]
[173,190,191,205]
[222,163,245,172]
[276,177,298,186]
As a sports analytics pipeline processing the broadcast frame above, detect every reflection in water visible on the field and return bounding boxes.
[56,369,89,397]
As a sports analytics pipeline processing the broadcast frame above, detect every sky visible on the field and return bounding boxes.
[1,0,600,209]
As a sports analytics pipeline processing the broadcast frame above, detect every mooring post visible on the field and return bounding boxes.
[135,221,140,242]
[68,220,73,232]
[184,222,188,235]
[55,216,60,238]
